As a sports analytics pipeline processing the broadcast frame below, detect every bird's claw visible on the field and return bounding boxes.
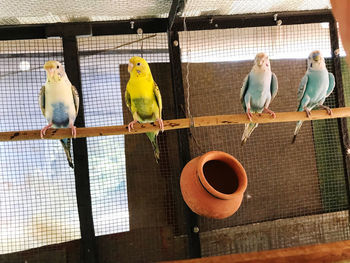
[246,112,253,122]
[304,107,311,118]
[319,105,333,116]
[40,123,53,139]
[157,118,164,132]
[263,108,276,118]
[70,125,77,138]
[246,108,253,121]
[127,120,138,132]
[247,112,253,121]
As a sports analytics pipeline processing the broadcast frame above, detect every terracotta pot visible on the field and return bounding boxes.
[180,151,247,219]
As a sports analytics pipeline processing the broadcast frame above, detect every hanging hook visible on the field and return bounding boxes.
[137,28,144,58]
[274,13,282,26]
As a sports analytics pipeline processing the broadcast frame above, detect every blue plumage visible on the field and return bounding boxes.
[292,51,335,143]
[52,102,69,127]
[240,53,278,145]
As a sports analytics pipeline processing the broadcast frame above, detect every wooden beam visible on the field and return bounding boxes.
[1,107,350,142]
[160,240,350,263]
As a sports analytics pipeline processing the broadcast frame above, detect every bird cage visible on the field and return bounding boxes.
[0,0,350,262]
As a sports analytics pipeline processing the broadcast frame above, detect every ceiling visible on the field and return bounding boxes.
[0,0,332,26]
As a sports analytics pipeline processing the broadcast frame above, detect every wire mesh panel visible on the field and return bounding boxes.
[78,33,190,262]
[0,39,81,258]
[0,0,171,25]
[179,23,349,256]
[182,0,331,16]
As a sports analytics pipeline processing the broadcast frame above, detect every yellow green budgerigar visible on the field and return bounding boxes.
[125,56,164,163]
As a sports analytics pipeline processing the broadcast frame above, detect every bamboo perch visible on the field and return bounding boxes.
[1,107,350,142]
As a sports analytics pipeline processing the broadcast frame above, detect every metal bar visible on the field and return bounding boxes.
[0,9,334,41]
[172,9,333,31]
[168,0,185,30]
[329,19,350,210]
[0,25,46,40]
[2,107,350,141]
[0,49,168,59]
[62,35,98,263]
[167,29,201,258]
[91,18,168,36]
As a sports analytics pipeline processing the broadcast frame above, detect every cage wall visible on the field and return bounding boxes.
[0,12,350,263]
[179,22,350,256]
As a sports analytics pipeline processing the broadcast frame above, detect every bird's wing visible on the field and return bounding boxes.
[240,74,249,111]
[38,85,46,117]
[270,72,278,102]
[326,72,336,97]
[71,85,80,115]
[153,82,162,119]
[125,85,131,111]
[297,74,308,103]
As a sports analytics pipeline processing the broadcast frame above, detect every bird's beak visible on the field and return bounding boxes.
[313,54,320,62]
[128,62,134,73]
[47,68,55,78]
[258,60,263,67]
[44,61,55,78]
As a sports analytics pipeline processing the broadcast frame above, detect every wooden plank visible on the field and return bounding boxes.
[160,240,350,263]
[1,107,350,142]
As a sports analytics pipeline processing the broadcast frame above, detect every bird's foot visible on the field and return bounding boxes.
[319,105,333,116]
[156,118,164,132]
[246,110,253,122]
[40,123,53,139]
[263,108,276,118]
[69,123,77,138]
[304,107,311,118]
[128,120,138,132]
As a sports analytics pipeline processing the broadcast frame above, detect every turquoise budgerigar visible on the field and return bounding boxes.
[240,52,278,145]
[292,50,335,143]
[39,61,80,168]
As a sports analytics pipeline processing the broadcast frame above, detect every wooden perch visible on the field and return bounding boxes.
[1,107,350,142]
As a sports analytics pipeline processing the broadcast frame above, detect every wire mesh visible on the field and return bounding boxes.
[0,0,171,25]
[182,0,331,17]
[0,39,81,256]
[179,22,350,256]
[0,0,332,26]
[78,33,190,262]
[1,13,350,263]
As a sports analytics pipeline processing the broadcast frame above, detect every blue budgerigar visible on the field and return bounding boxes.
[240,52,278,145]
[292,50,335,143]
[39,61,80,168]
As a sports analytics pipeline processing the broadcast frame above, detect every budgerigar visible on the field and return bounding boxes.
[39,61,79,168]
[292,50,335,143]
[240,53,278,145]
[125,56,164,163]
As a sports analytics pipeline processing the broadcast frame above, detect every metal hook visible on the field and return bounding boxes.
[274,14,282,26]
[137,28,144,58]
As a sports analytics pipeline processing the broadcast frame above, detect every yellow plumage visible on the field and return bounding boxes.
[125,56,163,162]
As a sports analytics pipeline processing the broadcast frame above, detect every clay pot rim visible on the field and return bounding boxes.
[197,151,248,200]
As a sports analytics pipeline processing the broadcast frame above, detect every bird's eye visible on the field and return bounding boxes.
[57,65,59,69]
[136,62,141,66]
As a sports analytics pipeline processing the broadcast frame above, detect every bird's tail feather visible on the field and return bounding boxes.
[146,132,160,163]
[241,123,258,146]
[60,138,74,168]
[292,120,304,144]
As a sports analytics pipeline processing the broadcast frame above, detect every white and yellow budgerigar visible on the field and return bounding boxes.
[125,56,164,163]
[39,60,79,168]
